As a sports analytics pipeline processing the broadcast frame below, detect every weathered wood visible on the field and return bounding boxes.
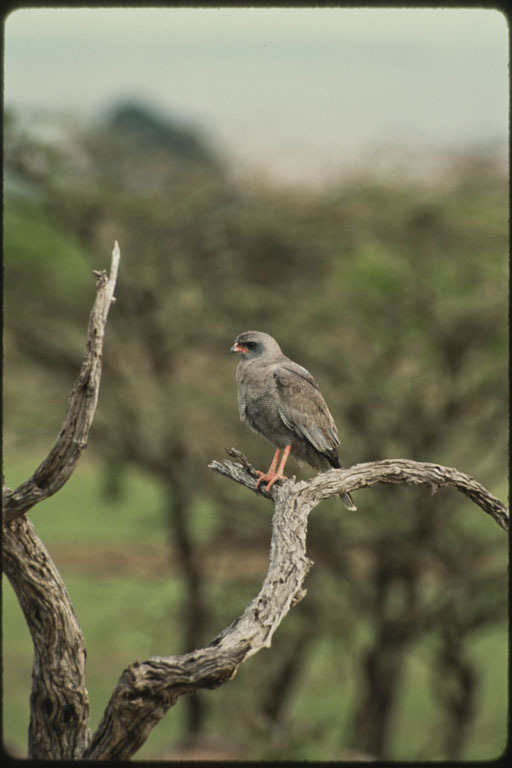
[2,242,120,759]
[3,516,91,758]
[84,475,314,759]
[210,451,509,533]
[2,241,120,523]
[82,450,507,760]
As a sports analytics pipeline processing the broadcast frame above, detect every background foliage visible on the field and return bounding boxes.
[3,103,508,761]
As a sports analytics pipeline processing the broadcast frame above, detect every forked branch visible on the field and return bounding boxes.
[82,450,507,760]
[2,242,120,759]
[2,241,121,523]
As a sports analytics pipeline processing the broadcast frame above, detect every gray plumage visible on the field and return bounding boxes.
[231,330,356,510]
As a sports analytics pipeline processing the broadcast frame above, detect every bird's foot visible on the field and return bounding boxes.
[255,469,288,492]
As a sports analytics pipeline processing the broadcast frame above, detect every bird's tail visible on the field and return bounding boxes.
[323,453,357,511]
[340,491,357,511]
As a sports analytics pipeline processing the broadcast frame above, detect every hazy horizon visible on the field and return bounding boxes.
[4,7,508,184]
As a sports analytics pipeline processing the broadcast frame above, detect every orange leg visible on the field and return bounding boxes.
[255,448,281,489]
[256,445,291,491]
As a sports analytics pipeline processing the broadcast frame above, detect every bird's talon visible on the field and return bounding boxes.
[255,471,288,491]
[265,473,287,491]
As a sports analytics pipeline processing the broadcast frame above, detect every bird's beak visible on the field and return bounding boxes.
[231,342,248,354]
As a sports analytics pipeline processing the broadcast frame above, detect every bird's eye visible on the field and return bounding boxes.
[245,341,256,349]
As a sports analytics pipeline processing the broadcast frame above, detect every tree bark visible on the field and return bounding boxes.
[3,516,90,758]
[2,241,120,523]
[82,450,507,759]
[2,242,120,758]
[212,452,508,533]
[83,464,315,759]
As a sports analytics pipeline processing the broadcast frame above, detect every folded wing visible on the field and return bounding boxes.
[273,363,340,455]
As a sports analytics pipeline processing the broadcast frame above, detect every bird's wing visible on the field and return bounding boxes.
[273,362,340,453]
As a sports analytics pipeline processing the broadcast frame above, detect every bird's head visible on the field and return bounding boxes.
[231,330,282,360]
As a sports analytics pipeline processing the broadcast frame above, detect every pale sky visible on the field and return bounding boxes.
[4,7,509,184]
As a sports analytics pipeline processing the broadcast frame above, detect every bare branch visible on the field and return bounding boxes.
[84,449,508,760]
[3,516,90,758]
[2,242,121,523]
[210,452,509,533]
[84,472,313,760]
[2,242,120,758]
[83,647,247,760]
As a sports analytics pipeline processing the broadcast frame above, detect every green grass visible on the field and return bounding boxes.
[3,451,169,546]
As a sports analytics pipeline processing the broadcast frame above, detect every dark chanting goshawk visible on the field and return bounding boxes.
[231,330,357,511]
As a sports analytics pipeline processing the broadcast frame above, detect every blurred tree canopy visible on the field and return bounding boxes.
[3,102,508,760]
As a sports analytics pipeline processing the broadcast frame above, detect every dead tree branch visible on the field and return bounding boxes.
[210,450,509,533]
[82,449,507,760]
[2,240,120,523]
[83,467,313,759]
[3,516,91,758]
[2,242,120,759]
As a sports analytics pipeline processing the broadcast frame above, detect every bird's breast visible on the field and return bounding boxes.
[236,362,291,445]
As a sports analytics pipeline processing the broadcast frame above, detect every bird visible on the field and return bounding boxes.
[231,330,357,510]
